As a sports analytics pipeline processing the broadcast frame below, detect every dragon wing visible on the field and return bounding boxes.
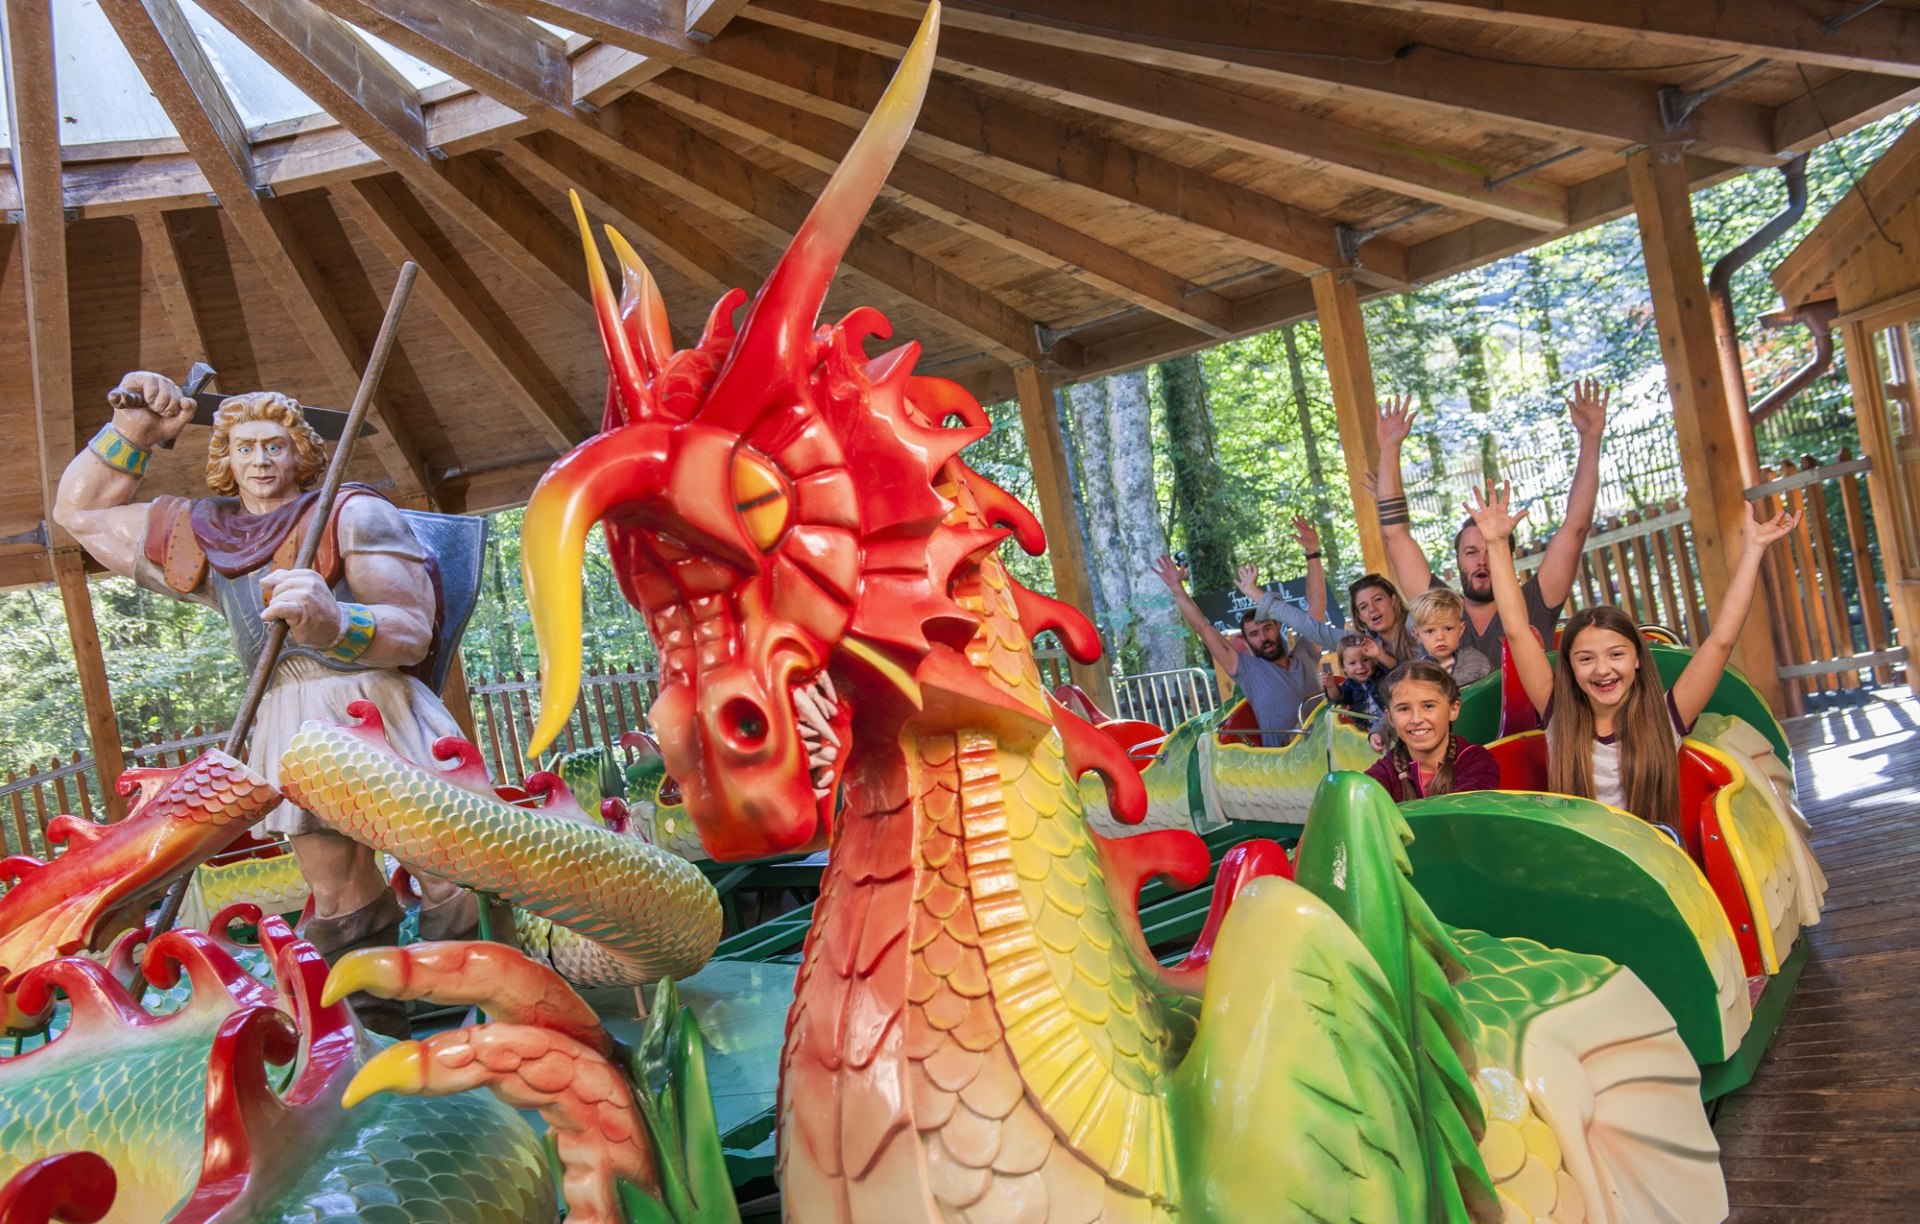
[1169,871,1434,1223]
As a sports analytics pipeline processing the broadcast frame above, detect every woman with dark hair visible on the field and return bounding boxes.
[1347,573,1416,679]
[1364,660,1501,801]
[1469,482,1797,827]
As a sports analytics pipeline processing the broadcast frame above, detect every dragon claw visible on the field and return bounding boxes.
[322,948,398,1008]
[342,1040,425,1109]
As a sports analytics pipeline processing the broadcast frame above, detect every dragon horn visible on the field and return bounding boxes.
[520,429,667,759]
[724,3,938,368]
[604,225,674,377]
[570,190,650,426]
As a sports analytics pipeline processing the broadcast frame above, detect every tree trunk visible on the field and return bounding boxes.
[1157,353,1234,593]
[1281,324,1341,578]
[1104,369,1185,672]
[1065,379,1132,639]
[1525,252,1562,383]
[1454,329,1502,486]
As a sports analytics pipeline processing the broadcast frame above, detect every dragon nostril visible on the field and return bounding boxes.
[721,697,769,749]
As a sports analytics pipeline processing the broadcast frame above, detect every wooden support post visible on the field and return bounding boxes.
[51,550,127,821]
[440,651,483,749]
[1012,362,1116,711]
[1628,146,1784,709]
[1310,271,1392,579]
[1840,318,1920,666]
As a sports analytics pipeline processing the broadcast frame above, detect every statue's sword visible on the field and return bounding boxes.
[149,262,420,940]
[108,360,377,446]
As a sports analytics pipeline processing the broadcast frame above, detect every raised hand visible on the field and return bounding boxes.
[106,371,196,448]
[261,567,348,648]
[1465,480,1530,545]
[1375,394,1416,450]
[1235,561,1262,600]
[1741,505,1801,555]
[1292,515,1321,558]
[1568,378,1610,443]
[1150,554,1190,592]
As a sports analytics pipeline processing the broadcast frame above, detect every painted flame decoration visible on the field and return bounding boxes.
[521,4,941,761]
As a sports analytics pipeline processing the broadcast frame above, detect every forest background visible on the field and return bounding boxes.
[1,108,1908,772]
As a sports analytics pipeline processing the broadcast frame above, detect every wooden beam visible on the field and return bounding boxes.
[1627,144,1783,708]
[503,132,759,296]
[304,0,573,112]
[136,211,214,364]
[1773,69,1920,153]
[4,0,75,545]
[888,0,1781,163]
[1310,271,1391,579]
[743,2,1575,228]
[577,94,1067,367]
[485,0,697,57]
[122,0,255,187]
[434,453,557,514]
[1012,362,1115,710]
[192,0,429,160]
[100,0,436,500]
[644,71,1240,334]
[334,176,588,452]
[1077,279,1323,382]
[52,550,128,821]
[685,21,1408,275]
[432,153,596,305]
[0,548,53,591]
[686,0,751,38]
[1323,0,1920,80]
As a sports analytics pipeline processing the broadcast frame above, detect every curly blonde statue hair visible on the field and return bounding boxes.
[204,392,328,495]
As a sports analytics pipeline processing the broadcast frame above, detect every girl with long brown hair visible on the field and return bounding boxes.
[1467,483,1797,827]
[1364,660,1501,802]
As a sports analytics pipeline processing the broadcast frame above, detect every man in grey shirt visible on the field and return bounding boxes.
[1150,524,1340,747]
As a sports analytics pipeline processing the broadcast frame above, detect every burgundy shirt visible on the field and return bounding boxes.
[1365,737,1502,802]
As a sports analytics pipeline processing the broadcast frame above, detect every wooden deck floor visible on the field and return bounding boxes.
[1716,688,1920,1221]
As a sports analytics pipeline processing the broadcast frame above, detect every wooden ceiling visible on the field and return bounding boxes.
[3,0,1918,590]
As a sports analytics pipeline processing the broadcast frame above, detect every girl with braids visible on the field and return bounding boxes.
[1468,482,1798,827]
[1364,660,1501,802]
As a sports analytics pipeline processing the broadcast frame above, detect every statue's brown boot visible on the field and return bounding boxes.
[302,891,409,1041]
[417,887,519,951]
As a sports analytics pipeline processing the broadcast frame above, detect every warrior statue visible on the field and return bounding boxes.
[52,370,487,1036]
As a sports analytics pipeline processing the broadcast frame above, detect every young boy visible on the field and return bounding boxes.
[1409,587,1493,685]
[1321,633,1385,722]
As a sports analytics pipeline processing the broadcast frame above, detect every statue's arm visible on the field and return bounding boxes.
[52,372,195,577]
[337,547,435,669]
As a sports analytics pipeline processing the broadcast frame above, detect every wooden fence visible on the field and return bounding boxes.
[1744,450,1905,714]
[1,724,227,859]
[1502,449,1904,714]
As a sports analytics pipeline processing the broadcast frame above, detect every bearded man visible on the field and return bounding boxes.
[1149,553,1333,747]
[53,370,484,1037]
[1372,380,1609,672]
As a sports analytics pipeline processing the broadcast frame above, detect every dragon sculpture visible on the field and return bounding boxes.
[495,6,1729,1220]
[0,7,1748,1222]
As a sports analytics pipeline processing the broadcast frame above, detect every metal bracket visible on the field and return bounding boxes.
[1659,60,1771,131]
[0,521,49,549]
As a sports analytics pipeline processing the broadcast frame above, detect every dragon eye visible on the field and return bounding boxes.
[731,449,792,551]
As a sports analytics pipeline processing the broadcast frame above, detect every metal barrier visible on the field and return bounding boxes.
[1112,667,1218,729]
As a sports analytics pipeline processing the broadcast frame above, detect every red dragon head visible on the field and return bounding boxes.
[522,4,1102,860]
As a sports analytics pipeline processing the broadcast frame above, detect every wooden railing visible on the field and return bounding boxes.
[467,669,659,782]
[1745,450,1906,713]
[1512,500,1710,639]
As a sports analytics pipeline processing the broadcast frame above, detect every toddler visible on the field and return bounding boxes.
[1409,587,1491,685]
[1321,633,1384,722]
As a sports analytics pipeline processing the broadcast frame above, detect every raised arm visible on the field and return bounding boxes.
[1154,554,1239,676]
[1467,483,1553,717]
[1531,379,1609,606]
[52,372,196,576]
[1669,506,1798,726]
[1295,515,1329,626]
[1374,395,1434,592]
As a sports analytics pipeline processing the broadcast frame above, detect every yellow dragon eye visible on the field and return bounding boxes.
[731,449,792,551]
